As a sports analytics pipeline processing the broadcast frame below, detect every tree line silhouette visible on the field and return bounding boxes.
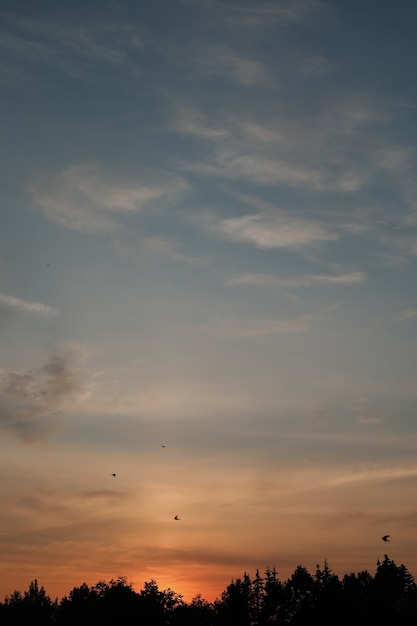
[1,555,416,625]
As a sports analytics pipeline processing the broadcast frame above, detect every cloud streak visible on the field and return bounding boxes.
[175,90,405,200]
[226,271,366,287]
[0,292,59,316]
[0,14,143,74]
[0,352,84,442]
[171,103,230,139]
[187,152,333,188]
[29,163,187,234]
[214,213,337,248]
[201,46,272,86]
[201,314,311,338]
[180,0,329,26]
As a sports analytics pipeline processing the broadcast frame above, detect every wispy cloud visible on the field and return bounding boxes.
[0,14,143,74]
[356,415,382,425]
[213,213,337,248]
[171,103,230,138]
[374,145,415,174]
[114,234,209,266]
[296,54,334,77]
[226,271,366,287]
[201,46,272,86]
[325,464,417,488]
[315,92,391,136]
[0,351,85,442]
[29,163,212,266]
[29,163,187,234]
[390,309,417,324]
[400,309,417,320]
[183,146,373,194]
[0,292,59,316]
[201,314,311,338]
[373,232,417,267]
[187,152,332,188]
[180,0,329,26]
[176,89,403,199]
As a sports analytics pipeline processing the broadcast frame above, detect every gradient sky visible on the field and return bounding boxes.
[1,0,417,603]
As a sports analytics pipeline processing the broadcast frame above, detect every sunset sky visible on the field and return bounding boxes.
[1,0,417,603]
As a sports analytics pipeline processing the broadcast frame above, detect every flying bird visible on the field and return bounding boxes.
[174,515,181,520]
[111,473,116,477]
[161,445,166,448]
[381,535,390,542]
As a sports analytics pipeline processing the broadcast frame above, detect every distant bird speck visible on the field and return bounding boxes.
[111,473,116,477]
[174,515,181,520]
[382,535,390,542]
[161,445,166,448]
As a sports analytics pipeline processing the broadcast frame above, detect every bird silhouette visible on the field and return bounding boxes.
[174,515,181,520]
[382,535,390,542]
[111,473,116,477]
[161,445,166,448]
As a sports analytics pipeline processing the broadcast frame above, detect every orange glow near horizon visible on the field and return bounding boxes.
[2,543,417,605]
[1,435,417,604]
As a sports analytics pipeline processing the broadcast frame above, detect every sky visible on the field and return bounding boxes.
[1,0,417,603]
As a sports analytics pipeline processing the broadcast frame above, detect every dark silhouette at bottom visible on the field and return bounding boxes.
[1,555,416,625]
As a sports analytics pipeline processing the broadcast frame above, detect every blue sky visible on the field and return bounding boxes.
[1,0,417,601]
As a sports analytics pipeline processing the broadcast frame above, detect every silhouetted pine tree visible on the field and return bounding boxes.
[58,577,141,626]
[260,566,283,624]
[251,569,265,624]
[280,565,315,625]
[58,582,98,626]
[215,572,252,626]
[341,570,373,626]
[170,594,215,626]
[139,578,184,625]
[369,555,417,625]
[312,561,343,625]
[2,579,57,625]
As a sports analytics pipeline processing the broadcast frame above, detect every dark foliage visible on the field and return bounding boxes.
[1,555,416,625]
